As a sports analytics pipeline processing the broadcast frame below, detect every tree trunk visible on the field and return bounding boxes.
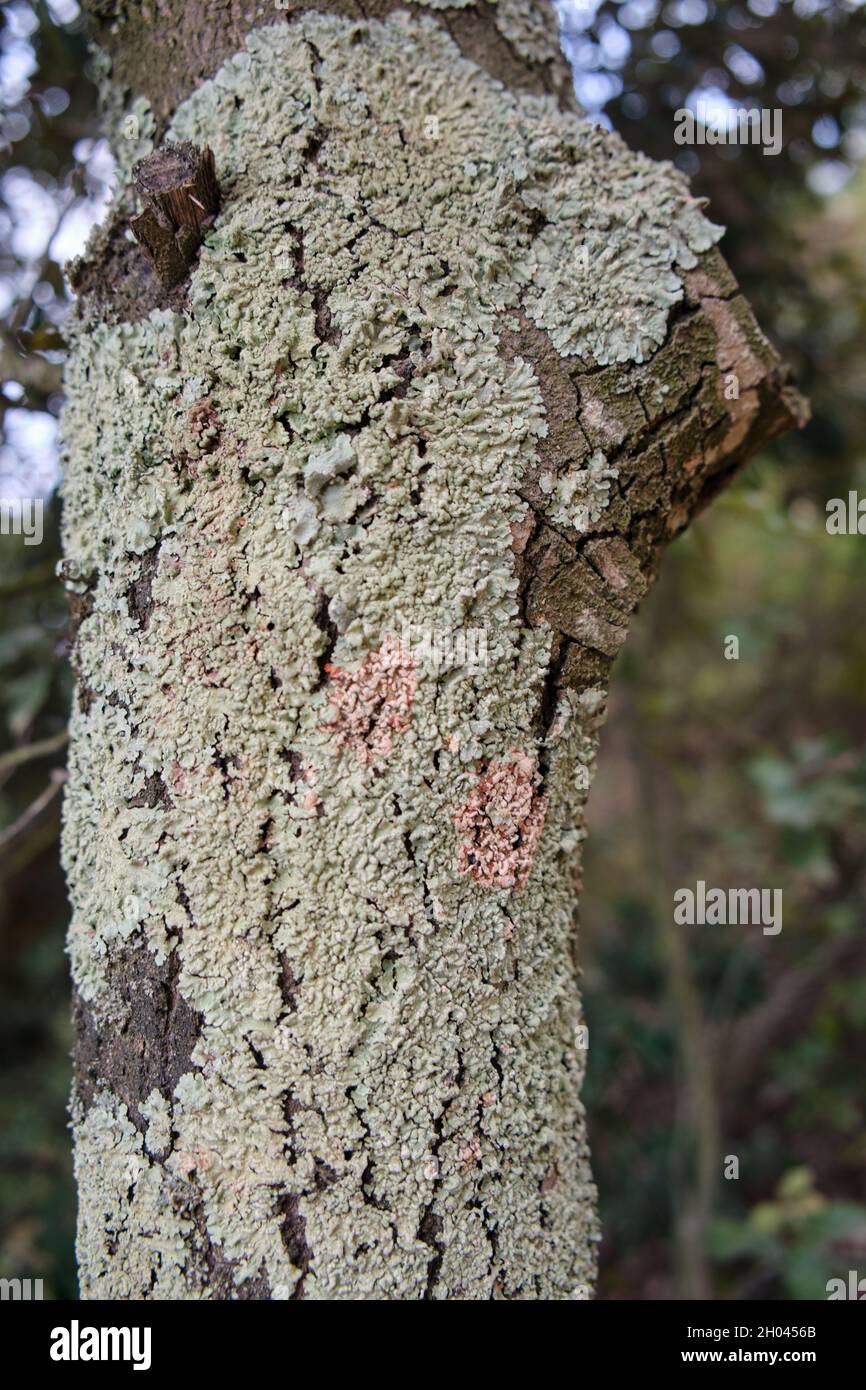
[61,0,805,1299]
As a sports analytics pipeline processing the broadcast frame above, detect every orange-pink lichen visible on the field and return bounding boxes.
[457,1135,483,1170]
[321,634,417,765]
[452,749,549,891]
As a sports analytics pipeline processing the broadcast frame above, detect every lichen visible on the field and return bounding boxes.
[491,0,568,67]
[452,749,549,890]
[62,8,722,1299]
[113,95,157,190]
[540,450,620,533]
[74,1095,198,1299]
[140,1088,172,1157]
[322,634,418,765]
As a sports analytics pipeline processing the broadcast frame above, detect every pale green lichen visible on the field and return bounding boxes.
[112,95,157,189]
[491,0,569,67]
[540,450,620,532]
[75,1095,199,1298]
[140,1089,172,1158]
[63,9,720,1299]
[87,45,157,194]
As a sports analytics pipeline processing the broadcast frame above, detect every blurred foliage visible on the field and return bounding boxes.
[712,1167,866,1298]
[583,458,866,1297]
[0,0,864,1300]
[1,0,96,1302]
[0,506,75,1298]
[560,0,866,1301]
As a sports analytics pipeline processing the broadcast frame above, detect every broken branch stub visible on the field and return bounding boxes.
[130,141,219,288]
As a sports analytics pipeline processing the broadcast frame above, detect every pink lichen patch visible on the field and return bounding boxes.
[510,509,535,555]
[176,1146,211,1177]
[452,749,549,891]
[186,396,222,453]
[457,1135,483,1171]
[540,1164,559,1195]
[168,759,188,796]
[299,762,322,813]
[321,634,417,765]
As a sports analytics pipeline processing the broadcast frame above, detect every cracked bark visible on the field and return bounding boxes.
[64,0,807,1300]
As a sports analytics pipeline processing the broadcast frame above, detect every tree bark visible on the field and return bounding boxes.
[62,0,806,1299]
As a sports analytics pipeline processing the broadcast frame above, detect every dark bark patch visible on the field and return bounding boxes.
[276,1192,312,1299]
[68,204,185,327]
[62,575,96,649]
[277,951,301,1012]
[313,1157,338,1190]
[127,769,173,810]
[417,1205,444,1299]
[379,344,425,400]
[283,225,339,347]
[61,572,97,712]
[311,588,340,689]
[499,308,588,480]
[126,544,161,630]
[72,938,202,1132]
[522,524,628,658]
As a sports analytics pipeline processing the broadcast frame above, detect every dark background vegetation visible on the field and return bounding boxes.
[1,0,864,1299]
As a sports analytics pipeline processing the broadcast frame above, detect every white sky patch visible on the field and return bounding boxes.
[1,168,61,259]
[666,0,710,24]
[0,35,37,107]
[46,0,81,23]
[596,16,631,67]
[618,0,661,30]
[574,69,622,113]
[651,29,680,58]
[37,84,71,116]
[51,190,111,262]
[725,43,765,86]
[555,0,604,32]
[682,84,773,138]
[0,407,60,499]
[806,159,854,196]
[812,114,840,149]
